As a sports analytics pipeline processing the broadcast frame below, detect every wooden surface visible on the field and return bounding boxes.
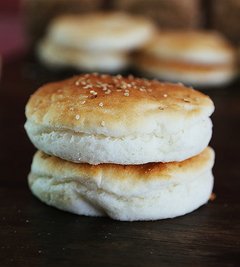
[0,58,240,267]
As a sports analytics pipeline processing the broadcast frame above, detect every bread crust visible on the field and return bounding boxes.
[28,148,215,221]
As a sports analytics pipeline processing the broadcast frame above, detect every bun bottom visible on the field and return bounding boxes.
[28,171,213,221]
[28,148,214,221]
[135,57,237,87]
[37,39,129,72]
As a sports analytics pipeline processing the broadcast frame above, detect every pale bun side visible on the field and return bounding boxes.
[28,148,214,221]
[25,117,212,165]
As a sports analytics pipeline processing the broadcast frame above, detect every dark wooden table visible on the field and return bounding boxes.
[0,58,240,267]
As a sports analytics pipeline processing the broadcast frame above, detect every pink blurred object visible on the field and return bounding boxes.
[0,0,27,62]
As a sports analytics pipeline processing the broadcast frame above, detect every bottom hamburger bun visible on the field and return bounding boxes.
[37,39,129,72]
[135,56,237,87]
[28,147,215,221]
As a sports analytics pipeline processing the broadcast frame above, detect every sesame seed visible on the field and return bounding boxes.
[69,107,74,111]
[183,98,190,103]
[80,100,86,104]
[125,89,129,93]
[99,102,104,107]
[83,85,92,89]
[116,89,122,92]
[90,90,97,95]
[124,92,129,96]
[75,115,80,120]
[101,121,105,127]
[105,89,111,94]
[163,94,168,98]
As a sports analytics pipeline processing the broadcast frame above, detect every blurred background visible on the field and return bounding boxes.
[1,0,240,59]
[0,0,239,86]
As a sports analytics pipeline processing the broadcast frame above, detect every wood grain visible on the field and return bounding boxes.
[0,58,239,267]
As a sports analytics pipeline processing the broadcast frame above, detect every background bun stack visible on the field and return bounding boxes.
[25,73,215,221]
[37,13,156,72]
[134,31,237,87]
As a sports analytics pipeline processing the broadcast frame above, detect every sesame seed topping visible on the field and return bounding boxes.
[101,121,105,127]
[99,102,104,107]
[163,94,168,98]
[183,98,190,103]
[124,92,129,96]
[75,114,80,120]
[69,107,74,111]
[116,89,122,92]
[80,100,86,104]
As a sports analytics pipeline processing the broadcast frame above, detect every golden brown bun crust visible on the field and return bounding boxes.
[33,147,214,183]
[26,74,214,136]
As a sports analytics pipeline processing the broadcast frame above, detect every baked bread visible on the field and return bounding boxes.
[25,74,214,164]
[135,31,237,87]
[28,147,215,221]
[45,12,156,52]
[37,39,129,72]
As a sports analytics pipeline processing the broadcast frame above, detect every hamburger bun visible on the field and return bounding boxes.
[46,12,156,52]
[28,147,215,221]
[25,74,214,164]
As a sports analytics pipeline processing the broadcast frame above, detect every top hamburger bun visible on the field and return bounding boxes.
[45,12,156,52]
[25,73,214,164]
[142,31,236,65]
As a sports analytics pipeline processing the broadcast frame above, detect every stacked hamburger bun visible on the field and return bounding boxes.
[37,13,155,73]
[25,73,215,221]
[135,31,237,87]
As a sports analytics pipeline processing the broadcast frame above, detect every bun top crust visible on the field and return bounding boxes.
[46,12,155,51]
[25,74,214,137]
[143,31,236,64]
[30,147,215,197]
